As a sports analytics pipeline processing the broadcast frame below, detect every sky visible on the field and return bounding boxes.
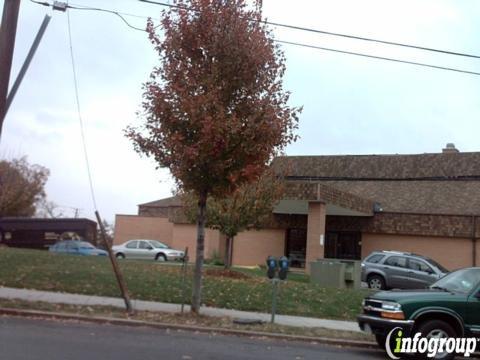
[1,0,480,222]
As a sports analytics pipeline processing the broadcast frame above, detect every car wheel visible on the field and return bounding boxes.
[156,254,167,262]
[415,320,457,360]
[368,274,386,290]
[116,253,125,259]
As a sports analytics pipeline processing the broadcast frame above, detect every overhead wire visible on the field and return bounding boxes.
[29,0,149,32]
[66,4,99,211]
[66,4,148,32]
[136,0,480,76]
[29,0,51,7]
[138,0,480,59]
[28,0,480,77]
[276,40,480,76]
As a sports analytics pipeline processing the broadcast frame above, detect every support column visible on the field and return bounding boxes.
[305,202,326,273]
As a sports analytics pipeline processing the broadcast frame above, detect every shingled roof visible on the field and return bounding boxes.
[274,152,480,180]
[317,180,480,215]
[139,151,480,216]
[275,151,480,215]
[138,196,182,208]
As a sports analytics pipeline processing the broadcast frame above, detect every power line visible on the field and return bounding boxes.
[66,6,99,211]
[139,0,480,60]
[68,2,151,20]
[276,40,480,76]
[138,0,480,76]
[29,0,480,76]
[29,0,50,7]
[66,4,147,32]
[268,21,480,60]
[29,0,148,32]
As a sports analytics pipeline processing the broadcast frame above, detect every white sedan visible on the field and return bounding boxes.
[112,239,184,261]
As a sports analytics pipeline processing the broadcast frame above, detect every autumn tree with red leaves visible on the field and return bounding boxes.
[126,0,300,313]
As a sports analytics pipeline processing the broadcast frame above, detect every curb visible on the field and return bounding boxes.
[0,307,377,350]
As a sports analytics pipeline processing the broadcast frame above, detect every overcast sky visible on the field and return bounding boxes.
[1,0,480,222]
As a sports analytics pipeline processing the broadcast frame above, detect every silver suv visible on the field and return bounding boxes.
[361,251,448,290]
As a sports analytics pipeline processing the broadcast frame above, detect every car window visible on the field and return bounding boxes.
[138,241,152,249]
[79,242,94,249]
[126,241,138,249]
[433,268,480,294]
[149,240,169,249]
[408,259,432,273]
[55,242,66,250]
[365,254,385,264]
[425,257,449,273]
[385,256,407,268]
[66,242,79,250]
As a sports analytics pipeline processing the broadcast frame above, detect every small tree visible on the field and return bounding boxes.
[183,168,284,268]
[36,199,65,218]
[0,157,49,217]
[126,0,299,313]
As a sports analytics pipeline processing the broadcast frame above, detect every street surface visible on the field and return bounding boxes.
[0,316,383,360]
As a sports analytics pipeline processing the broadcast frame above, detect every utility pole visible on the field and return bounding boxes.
[95,210,134,314]
[0,0,21,138]
[5,14,51,116]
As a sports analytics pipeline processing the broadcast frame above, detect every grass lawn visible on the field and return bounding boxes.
[0,247,371,321]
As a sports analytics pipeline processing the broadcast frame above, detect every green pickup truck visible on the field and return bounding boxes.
[358,267,480,359]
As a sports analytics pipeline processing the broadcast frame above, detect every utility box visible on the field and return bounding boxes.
[310,259,362,289]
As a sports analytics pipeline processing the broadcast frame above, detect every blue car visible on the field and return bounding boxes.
[49,240,108,257]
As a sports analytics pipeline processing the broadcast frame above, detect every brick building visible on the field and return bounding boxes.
[114,144,480,272]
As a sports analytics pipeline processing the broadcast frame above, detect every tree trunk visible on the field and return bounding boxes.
[228,236,235,268]
[191,191,207,314]
[224,236,231,269]
[224,236,235,269]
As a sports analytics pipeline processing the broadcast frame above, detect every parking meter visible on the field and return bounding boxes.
[266,256,278,279]
[278,256,289,280]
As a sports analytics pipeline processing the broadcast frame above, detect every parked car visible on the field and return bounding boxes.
[358,267,480,359]
[361,251,448,290]
[49,240,108,256]
[112,239,184,261]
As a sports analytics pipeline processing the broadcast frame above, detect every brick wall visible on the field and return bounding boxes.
[114,215,174,246]
[171,224,222,260]
[476,239,480,267]
[305,202,326,272]
[362,233,473,270]
[317,184,374,215]
[283,181,374,215]
[327,213,479,239]
[232,229,285,266]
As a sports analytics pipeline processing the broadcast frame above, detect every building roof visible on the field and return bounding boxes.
[275,150,480,215]
[138,196,182,208]
[318,180,480,215]
[274,152,480,180]
[139,149,480,217]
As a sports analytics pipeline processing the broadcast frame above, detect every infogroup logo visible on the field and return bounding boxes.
[386,327,479,359]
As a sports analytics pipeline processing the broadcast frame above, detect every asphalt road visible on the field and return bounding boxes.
[0,316,384,360]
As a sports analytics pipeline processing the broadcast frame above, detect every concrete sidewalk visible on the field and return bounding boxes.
[0,286,361,333]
